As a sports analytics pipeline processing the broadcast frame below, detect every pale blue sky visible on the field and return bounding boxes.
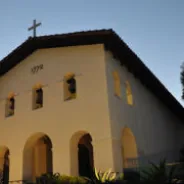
[0,0,184,105]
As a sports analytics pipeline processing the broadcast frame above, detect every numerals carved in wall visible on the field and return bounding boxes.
[31,64,43,74]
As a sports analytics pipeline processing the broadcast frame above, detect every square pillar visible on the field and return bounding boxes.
[93,138,115,172]
[93,137,123,173]
[111,138,123,172]
[9,149,23,182]
[52,143,70,175]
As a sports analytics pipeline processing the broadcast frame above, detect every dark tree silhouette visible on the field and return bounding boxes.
[181,64,184,99]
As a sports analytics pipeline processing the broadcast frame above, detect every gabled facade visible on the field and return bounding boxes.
[0,29,183,182]
[105,51,184,170]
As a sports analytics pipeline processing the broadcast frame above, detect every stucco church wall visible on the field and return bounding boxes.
[0,44,112,180]
[0,43,183,179]
[105,51,184,168]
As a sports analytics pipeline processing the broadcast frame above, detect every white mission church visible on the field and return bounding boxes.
[0,29,183,183]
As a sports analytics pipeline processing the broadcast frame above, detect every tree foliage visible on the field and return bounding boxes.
[180,63,184,99]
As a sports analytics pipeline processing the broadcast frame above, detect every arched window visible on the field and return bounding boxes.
[125,81,133,105]
[33,84,43,109]
[5,94,15,117]
[122,127,138,169]
[64,73,76,101]
[112,71,121,97]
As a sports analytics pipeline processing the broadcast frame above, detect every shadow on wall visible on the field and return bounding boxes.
[121,126,181,170]
[138,149,181,167]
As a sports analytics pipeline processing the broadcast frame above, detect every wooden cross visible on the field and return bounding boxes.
[28,19,41,37]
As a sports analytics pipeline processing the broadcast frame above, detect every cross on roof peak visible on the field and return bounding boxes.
[28,19,41,37]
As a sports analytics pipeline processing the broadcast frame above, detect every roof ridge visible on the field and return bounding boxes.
[0,29,113,64]
[35,29,114,39]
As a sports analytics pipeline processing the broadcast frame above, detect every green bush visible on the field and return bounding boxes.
[140,159,180,184]
[36,173,88,184]
[59,175,87,184]
[34,159,184,184]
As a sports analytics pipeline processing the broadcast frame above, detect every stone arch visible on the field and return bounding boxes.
[70,131,94,177]
[0,146,10,184]
[23,133,53,182]
[122,127,138,169]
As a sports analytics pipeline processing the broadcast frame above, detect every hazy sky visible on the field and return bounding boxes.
[0,0,184,105]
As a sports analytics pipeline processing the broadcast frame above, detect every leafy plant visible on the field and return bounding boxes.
[36,173,87,184]
[141,159,179,184]
[59,175,87,184]
[123,169,140,184]
[86,168,124,184]
[36,172,61,184]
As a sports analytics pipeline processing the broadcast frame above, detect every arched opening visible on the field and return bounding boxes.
[5,92,15,117]
[23,133,53,182]
[112,71,121,97]
[32,84,43,110]
[122,127,138,169]
[125,81,133,105]
[78,134,94,178]
[70,131,94,178]
[64,73,77,101]
[0,146,10,184]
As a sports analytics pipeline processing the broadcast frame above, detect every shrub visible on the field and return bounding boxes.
[36,172,61,184]
[140,159,179,184]
[59,175,87,184]
[36,173,88,184]
[123,169,140,184]
[86,168,125,184]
